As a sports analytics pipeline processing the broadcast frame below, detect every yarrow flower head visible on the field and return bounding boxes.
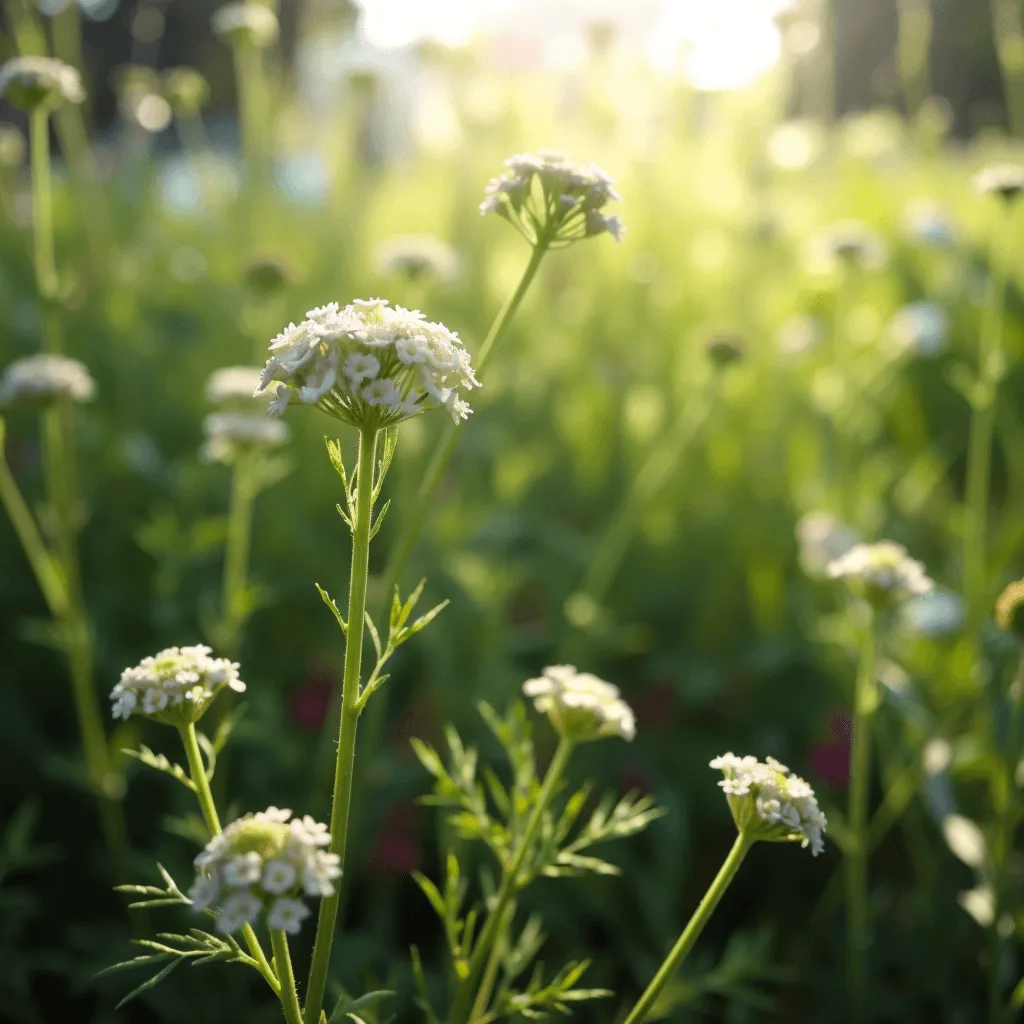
[827,540,933,607]
[206,366,265,407]
[710,753,827,856]
[0,56,85,111]
[522,665,635,742]
[111,645,245,724]
[974,164,1024,202]
[212,3,280,49]
[373,234,461,283]
[481,150,624,247]
[0,354,95,406]
[189,807,341,936]
[255,299,480,428]
[806,220,888,273]
[201,411,290,464]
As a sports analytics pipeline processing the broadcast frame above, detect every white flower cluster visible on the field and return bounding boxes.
[806,220,888,273]
[373,234,461,282]
[481,150,624,247]
[827,540,933,606]
[189,807,341,935]
[0,354,96,406]
[523,665,636,742]
[974,164,1024,201]
[201,411,290,464]
[111,645,245,723]
[710,753,827,856]
[0,56,85,110]
[212,3,280,48]
[206,366,265,406]
[256,298,480,428]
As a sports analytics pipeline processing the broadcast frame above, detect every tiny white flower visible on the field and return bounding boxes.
[0,354,96,406]
[222,851,263,888]
[215,890,262,935]
[261,858,297,894]
[267,383,291,417]
[363,377,399,407]
[343,352,380,383]
[141,688,169,715]
[188,874,219,912]
[266,898,310,934]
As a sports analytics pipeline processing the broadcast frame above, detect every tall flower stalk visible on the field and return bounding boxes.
[964,168,1022,627]
[0,57,129,869]
[252,297,480,1024]
[621,754,826,1024]
[827,541,933,1021]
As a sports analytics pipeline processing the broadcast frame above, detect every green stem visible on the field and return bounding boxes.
[304,427,379,1024]
[0,433,68,617]
[964,214,1012,626]
[896,0,932,121]
[454,736,574,1024]
[221,457,256,656]
[988,657,1024,1024]
[178,722,281,996]
[271,930,305,1024]
[29,106,58,312]
[620,832,755,1024]
[846,610,877,1024]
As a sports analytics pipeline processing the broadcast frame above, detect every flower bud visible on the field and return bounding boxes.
[996,579,1024,644]
[190,807,341,935]
[710,753,827,855]
[111,645,245,725]
[522,665,635,743]
[0,56,85,111]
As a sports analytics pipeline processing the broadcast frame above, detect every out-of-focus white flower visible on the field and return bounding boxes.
[806,220,888,273]
[481,150,624,247]
[256,299,480,428]
[522,665,635,742]
[903,200,957,249]
[766,120,824,171]
[212,3,279,48]
[777,315,824,357]
[974,164,1024,202]
[797,511,859,580]
[190,808,341,936]
[902,588,964,637]
[206,366,265,407]
[942,814,986,868]
[886,301,948,357]
[959,886,995,928]
[0,56,85,110]
[110,644,245,724]
[827,541,934,606]
[373,234,461,283]
[162,67,210,119]
[710,753,827,856]
[0,354,96,406]
[201,411,290,464]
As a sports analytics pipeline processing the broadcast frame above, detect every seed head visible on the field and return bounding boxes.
[522,665,635,743]
[190,807,341,935]
[256,298,480,429]
[710,753,827,855]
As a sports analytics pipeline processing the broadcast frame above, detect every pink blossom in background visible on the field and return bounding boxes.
[808,710,852,788]
[288,666,334,731]
[634,680,675,731]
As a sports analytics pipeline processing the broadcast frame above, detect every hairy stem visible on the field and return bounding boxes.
[454,735,574,1024]
[271,930,305,1024]
[304,427,379,1024]
[620,832,754,1024]
[178,722,280,996]
[846,610,877,1024]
